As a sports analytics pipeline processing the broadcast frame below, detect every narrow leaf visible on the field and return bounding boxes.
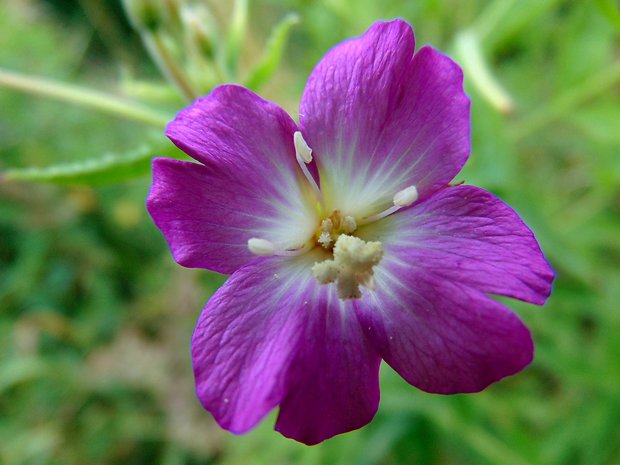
[3,145,183,185]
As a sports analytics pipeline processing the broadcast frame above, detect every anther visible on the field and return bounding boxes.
[393,185,418,206]
[320,218,333,233]
[341,215,357,233]
[294,131,313,163]
[359,185,418,225]
[248,237,313,257]
[247,238,276,256]
[293,131,322,200]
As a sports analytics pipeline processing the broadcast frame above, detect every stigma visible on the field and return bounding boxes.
[312,234,384,300]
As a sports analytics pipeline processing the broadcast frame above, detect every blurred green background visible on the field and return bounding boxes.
[1,0,620,464]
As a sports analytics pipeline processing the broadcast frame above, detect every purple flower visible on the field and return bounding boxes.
[147,20,554,445]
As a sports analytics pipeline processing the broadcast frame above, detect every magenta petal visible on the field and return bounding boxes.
[148,86,318,274]
[191,257,304,434]
[275,287,381,445]
[362,185,554,304]
[191,253,380,442]
[300,20,470,215]
[167,85,297,169]
[353,185,554,393]
[355,275,534,394]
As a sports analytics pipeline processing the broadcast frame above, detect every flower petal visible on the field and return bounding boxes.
[360,185,554,305]
[191,256,304,434]
[191,252,380,442]
[274,276,381,445]
[148,86,318,274]
[352,185,554,393]
[355,274,534,394]
[300,20,470,216]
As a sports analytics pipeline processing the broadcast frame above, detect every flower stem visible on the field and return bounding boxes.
[142,30,198,102]
[0,68,170,128]
[509,61,620,139]
[454,30,514,114]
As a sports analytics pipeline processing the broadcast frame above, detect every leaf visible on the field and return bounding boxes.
[244,13,300,91]
[0,357,49,394]
[2,145,184,185]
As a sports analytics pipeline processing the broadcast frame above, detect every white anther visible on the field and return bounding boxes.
[359,185,419,226]
[393,185,418,207]
[249,238,313,257]
[341,215,357,233]
[293,132,322,200]
[294,131,313,163]
[320,218,333,233]
[247,238,276,256]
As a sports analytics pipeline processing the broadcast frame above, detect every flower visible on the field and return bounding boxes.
[147,19,554,445]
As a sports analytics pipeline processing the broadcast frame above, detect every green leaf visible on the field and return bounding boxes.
[244,13,300,91]
[0,357,49,394]
[225,0,249,75]
[2,145,182,185]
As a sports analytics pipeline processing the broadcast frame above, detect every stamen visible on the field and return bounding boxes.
[275,242,314,257]
[359,185,418,225]
[294,131,313,163]
[293,131,322,199]
[393,185,419,206]
[320,218,333,233]
[247,238,276,256]
[341,215,357,233]
[248,237,313,257]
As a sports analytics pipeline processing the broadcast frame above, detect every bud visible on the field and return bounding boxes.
[181,5,217,61]
[122,0,164,32]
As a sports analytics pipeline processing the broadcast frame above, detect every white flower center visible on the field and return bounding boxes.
[246,132,421,300]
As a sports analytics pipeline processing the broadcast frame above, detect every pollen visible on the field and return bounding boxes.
[312,234,384,300]
[248,238,276,256]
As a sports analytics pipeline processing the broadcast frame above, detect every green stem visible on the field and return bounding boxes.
[143,31,198,102]
[78,0,135,67]
[454,30,514,114]
[510,61,620,139]
[0,68,170,128]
